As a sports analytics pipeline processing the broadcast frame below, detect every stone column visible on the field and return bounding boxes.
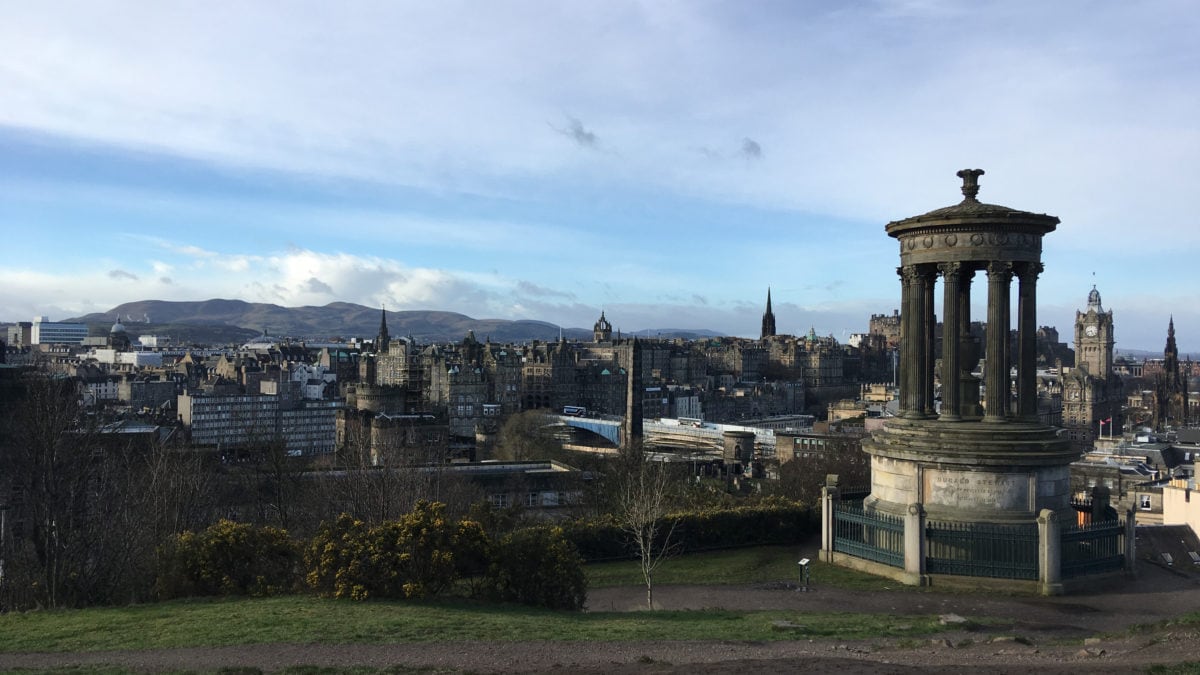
[920,266,937,417]
[898,266,919,418]
[939,262,963,421]
[1016,262,1043,422]
[820,484,840,563]
[959,266,982,418]
[1037,508,1064,595]
[984,261,1013,422]
[904,503,927,585]
[1125,507,1137,576]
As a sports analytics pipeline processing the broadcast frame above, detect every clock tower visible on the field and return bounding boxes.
[1074,285,1114,377]
[1062,286,1122,450]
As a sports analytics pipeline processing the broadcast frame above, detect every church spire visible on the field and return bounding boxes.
[760,287,777,339]
[376,304,390,352]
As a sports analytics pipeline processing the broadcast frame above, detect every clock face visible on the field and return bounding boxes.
[1085,325,1098,337]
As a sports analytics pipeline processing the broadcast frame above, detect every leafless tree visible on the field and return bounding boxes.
[774,434,869,506]
[613,444,680,609]
[0,373,156,607]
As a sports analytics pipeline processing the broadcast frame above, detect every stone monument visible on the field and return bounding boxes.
[862,169,1078,523]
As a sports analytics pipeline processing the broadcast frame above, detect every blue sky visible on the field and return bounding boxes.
[1,1,1197,352]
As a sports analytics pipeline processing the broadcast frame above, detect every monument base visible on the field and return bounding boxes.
[862,418,1078,523]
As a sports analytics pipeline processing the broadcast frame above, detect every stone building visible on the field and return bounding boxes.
[1061,287,1123,450]
[868,310,901,349]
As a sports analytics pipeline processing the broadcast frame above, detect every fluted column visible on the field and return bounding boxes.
[898,266,919,418]
[1016,262,1043,422]
[959,266,981,418]
[938,262,964,421]
[919,265,937,417]
[984,261,1013,422]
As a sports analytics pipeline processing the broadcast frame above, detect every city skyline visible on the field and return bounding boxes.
[2,2,1197,351]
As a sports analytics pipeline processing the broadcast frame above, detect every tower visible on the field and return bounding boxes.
[760,288,777,339]
[376,305,390,353]
[109,317,131,351]
[1155,317,1187,429]
[1063,286,1122,449]
[622,337,643,449]
[1074,286,1114,377]
[593,311,612,343]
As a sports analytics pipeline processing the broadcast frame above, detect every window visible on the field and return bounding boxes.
[526,492,540,507]
[1140,495,1152,510]
[488,493,510,509]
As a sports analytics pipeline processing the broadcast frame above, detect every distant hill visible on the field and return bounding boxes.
[67,299,721,345]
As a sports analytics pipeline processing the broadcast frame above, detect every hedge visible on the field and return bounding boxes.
[562,498,816,561]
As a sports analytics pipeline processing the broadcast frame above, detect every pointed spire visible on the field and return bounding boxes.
[376,304,390,352]
[760,287,777,339]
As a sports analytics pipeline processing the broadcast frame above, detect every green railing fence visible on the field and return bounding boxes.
[925,519,1038,580]
[833,500,904,568]
[1061,519,1124,579]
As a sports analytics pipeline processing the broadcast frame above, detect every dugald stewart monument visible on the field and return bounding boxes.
[822,169,1133,595]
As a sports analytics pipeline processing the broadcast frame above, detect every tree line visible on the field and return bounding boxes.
[0,372,847,612]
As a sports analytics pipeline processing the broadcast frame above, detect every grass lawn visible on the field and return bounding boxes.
[0,547,925,654]
[585,544,904,592]
[0,595,944,653]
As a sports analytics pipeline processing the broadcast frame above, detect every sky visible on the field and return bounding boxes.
[1,1,1198,353]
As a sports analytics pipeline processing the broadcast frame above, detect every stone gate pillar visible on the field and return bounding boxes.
[904,503,927,585]
[1038,509,1064,595]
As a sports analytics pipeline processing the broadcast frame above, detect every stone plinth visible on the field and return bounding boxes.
[863,417,1075,523]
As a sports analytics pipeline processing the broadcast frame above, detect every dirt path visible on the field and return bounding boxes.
[3,561,1199,673]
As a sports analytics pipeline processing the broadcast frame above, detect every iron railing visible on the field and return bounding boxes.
[926,520,1038,580]
[833,500,904,568]
[1061,519,1124,578]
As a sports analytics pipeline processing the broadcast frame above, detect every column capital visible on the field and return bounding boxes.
[938,261,965,281]
[1016,261,1044,282]
[901,263,938,283]
[987,260,1014,279]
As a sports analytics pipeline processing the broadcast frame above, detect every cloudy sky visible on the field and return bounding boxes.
[1,1,1197,352]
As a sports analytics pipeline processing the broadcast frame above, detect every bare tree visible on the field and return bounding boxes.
[774,433,869,506]
[613,445,680,609]
[0,373,156,607]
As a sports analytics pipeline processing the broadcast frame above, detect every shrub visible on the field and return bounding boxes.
[488,527,587,610]
[305,501,489,600]
[156,520,300,599]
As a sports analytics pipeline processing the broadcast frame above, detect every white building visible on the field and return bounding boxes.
[31,316,88,345]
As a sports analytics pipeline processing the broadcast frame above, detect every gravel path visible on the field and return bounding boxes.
[3,560,1198,673]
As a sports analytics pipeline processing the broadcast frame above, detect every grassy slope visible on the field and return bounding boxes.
[0,546,927,653]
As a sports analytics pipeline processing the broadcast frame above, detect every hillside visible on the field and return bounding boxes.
[67,299,720,345]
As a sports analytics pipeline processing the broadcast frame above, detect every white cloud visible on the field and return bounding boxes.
[2,2,1198,349]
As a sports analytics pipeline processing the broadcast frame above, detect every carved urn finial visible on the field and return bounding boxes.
[956,168,985,201]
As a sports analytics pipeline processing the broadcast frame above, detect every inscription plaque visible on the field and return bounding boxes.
[923,469,1031,511]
